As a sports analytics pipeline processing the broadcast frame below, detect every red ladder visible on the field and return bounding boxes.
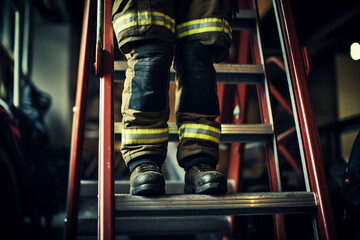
[64,0,337,239]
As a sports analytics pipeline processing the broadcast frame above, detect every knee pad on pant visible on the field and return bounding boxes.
[175,42,219,115]
[127,40,173,111]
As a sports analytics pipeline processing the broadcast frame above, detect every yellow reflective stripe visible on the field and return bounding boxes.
[176,18,222,29]
[176,18,232,39]
[113,11,175,34]
[185,18,230,31]
[152,11,175,24]
[180,132,220,144]
[177,27,228,39]
[124,137,169,145]
[178,123,221,144]
[153,21,173,31]
[124,128,168,134]
[179,123,221,134]
[122,127,169,145]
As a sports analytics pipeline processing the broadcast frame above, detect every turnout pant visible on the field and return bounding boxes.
[112,0,234,169]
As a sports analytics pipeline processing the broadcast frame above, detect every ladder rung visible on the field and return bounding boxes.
[77,216,231,235]
[220,124,273,142]
[114,123,273,143]
[114,192,317,217]
[233,10,257,30]
[114,61,264,84]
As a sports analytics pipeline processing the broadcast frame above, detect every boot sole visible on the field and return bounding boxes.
[184,182,228,195]
[130,183,165,196]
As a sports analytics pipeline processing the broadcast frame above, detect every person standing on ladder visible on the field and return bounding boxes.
[112,0,235,196]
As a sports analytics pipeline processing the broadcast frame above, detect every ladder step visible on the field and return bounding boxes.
[114,61,264,84]
[114,123,274,143]
[77,216,231,235]
[114,192,317,217]
[233,10,257,30]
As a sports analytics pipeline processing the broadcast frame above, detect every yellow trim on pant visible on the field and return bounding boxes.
[178,123,221,144]
[122,127,169,145]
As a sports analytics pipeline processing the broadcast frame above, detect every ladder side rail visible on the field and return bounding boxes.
[251,0,286,239]
[272,0,337,239]
[265,58,304,178]
[267,54,310,186]
[98,0,115,239]
[268,81,293,117]
[65,0,95,238]
[251,0,282,193]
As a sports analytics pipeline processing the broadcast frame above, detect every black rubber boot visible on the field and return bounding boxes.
[184,163,228,195]
[130,164,165,196]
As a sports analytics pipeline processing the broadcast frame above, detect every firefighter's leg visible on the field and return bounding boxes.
[174,0,234,194]
[174,42,227,194]
[122,40,173,195]
[112,0,175,195]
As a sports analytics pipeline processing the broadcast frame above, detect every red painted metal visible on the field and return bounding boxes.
[273,0,337,239]
[278,144,302,179]
[221,14,252,238]
[266,57,302,177]
[217,84,235,124]
[226,30,251,193]
[65,0,94,238]
[266,56,286,72]
[98,0,115,239]
[226,85,249,193]
[269,82,293,117]
[302,47,312,76]
[265,57,293,116]
[250,0,286,238]
[277,126,296,143]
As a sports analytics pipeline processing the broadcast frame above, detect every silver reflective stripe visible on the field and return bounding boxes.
[113,11,175,34]
[178,123,221,144]
[176,18,232,39]
[122,127,169,145]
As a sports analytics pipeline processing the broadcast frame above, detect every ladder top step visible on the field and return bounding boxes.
[115,192,317,217]
[114,123,274,143]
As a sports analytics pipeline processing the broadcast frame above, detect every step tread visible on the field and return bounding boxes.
[114,191,317,217]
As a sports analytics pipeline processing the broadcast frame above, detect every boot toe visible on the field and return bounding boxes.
[185,164,228,195]
[130,164,165,196]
